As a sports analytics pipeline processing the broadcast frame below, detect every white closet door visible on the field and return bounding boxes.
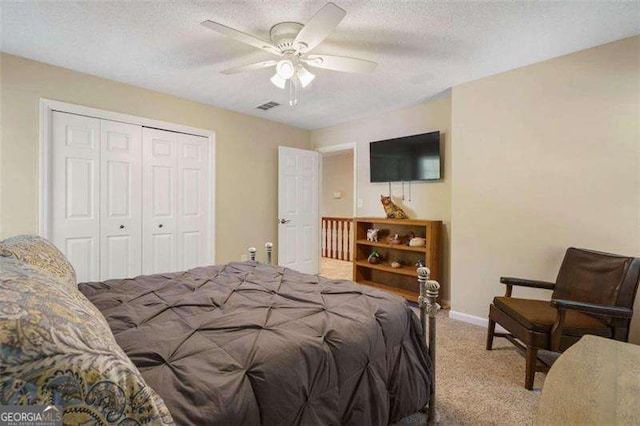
[142,128,178,274]
[177,133,209,270]
[100,120,142,280]
[51,112,101,282]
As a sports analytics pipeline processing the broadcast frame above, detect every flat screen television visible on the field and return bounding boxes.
[369,131,441,182]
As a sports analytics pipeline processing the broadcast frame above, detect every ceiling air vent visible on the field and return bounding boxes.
[256,101,280,111]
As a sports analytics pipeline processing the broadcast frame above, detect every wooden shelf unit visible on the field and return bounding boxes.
[353,217,442,302]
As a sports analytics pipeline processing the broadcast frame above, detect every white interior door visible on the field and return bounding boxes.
[177,133,209,270]
[278,146,319,274]
[51,112,101,282]
[142,128,178,275]
[100,120,142,280]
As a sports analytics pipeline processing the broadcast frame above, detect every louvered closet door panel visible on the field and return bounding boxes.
[177,133,209,270]
[51,112,101,282]
[142,128,178,275]
[100,120,142,280]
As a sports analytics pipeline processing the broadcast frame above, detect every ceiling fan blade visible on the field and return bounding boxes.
[293,3,346,53]
[303,55,377,73]
[221,60,278,75]
[201,20,281,56]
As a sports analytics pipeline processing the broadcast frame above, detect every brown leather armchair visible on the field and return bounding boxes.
[486,247,640,390]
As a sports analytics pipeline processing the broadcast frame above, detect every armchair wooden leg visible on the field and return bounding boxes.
[486,319,496,350]
[525,346,538,390]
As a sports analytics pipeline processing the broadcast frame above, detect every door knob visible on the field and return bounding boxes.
[159,224,164,228]
[119,225,125,229]
[279,218,291,224]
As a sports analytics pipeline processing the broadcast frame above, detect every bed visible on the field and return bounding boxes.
[1,237,440,425]
[79,244,441,425]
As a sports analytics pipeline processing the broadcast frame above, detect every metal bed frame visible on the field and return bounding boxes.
[249,243,441,424]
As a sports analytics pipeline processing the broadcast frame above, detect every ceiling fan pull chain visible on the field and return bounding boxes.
[289,78,293,106]
[289,76,299,106]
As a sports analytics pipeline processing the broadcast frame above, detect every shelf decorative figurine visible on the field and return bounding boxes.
[367,250,382,265]
[409,237,426,247]
[366,228,380,242]
[390,260,402,269]
[388,234,403,245]
[380,195,408,219]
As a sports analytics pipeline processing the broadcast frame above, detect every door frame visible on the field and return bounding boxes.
[317,142,358,219]
[316,142,357,265]
[39,98,217,264]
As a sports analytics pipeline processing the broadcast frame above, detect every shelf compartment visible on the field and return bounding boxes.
[354,260,420,277]
[355,239,426,253]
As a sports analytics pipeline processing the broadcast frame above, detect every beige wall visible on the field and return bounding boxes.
[4,34,639,341]
[0,53,310,264]
[312,96,452,302]
[451,36,640,343]
[321,151,354,218]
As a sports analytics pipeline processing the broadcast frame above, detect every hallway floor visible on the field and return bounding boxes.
[320,257,352,280]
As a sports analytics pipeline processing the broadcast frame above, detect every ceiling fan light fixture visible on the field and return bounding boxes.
[203,2,378,106]
[297,66,315,88]
[270,73,287,89]
[276,59,295,80]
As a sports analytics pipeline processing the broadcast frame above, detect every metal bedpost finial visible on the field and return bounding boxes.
[265,242,273,265]
[248,247,257,262]
[417,266,431,279]
[425,279,441,318]
[417,267,431,309]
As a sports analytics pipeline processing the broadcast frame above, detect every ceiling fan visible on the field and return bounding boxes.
[201,2,377,106]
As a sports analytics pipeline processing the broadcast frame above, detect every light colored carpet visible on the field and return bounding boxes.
[395,310,545,425]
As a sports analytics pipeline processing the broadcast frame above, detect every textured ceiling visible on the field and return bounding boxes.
[2,1,639,129]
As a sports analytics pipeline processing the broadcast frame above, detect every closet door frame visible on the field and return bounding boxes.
[39,99,216,266]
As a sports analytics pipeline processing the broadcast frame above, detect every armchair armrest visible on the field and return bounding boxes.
[551,299,633,319]
[500,277,555,297]
[548,299,632,351]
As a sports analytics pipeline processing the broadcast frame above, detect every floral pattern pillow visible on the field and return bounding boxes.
[0,257,174,425]
[0,235,76,289]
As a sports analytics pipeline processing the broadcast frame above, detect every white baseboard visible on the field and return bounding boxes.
[449,310,508,333]
[449,310,488,327]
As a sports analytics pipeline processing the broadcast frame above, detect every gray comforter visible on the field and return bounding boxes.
[79,261,432,425]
